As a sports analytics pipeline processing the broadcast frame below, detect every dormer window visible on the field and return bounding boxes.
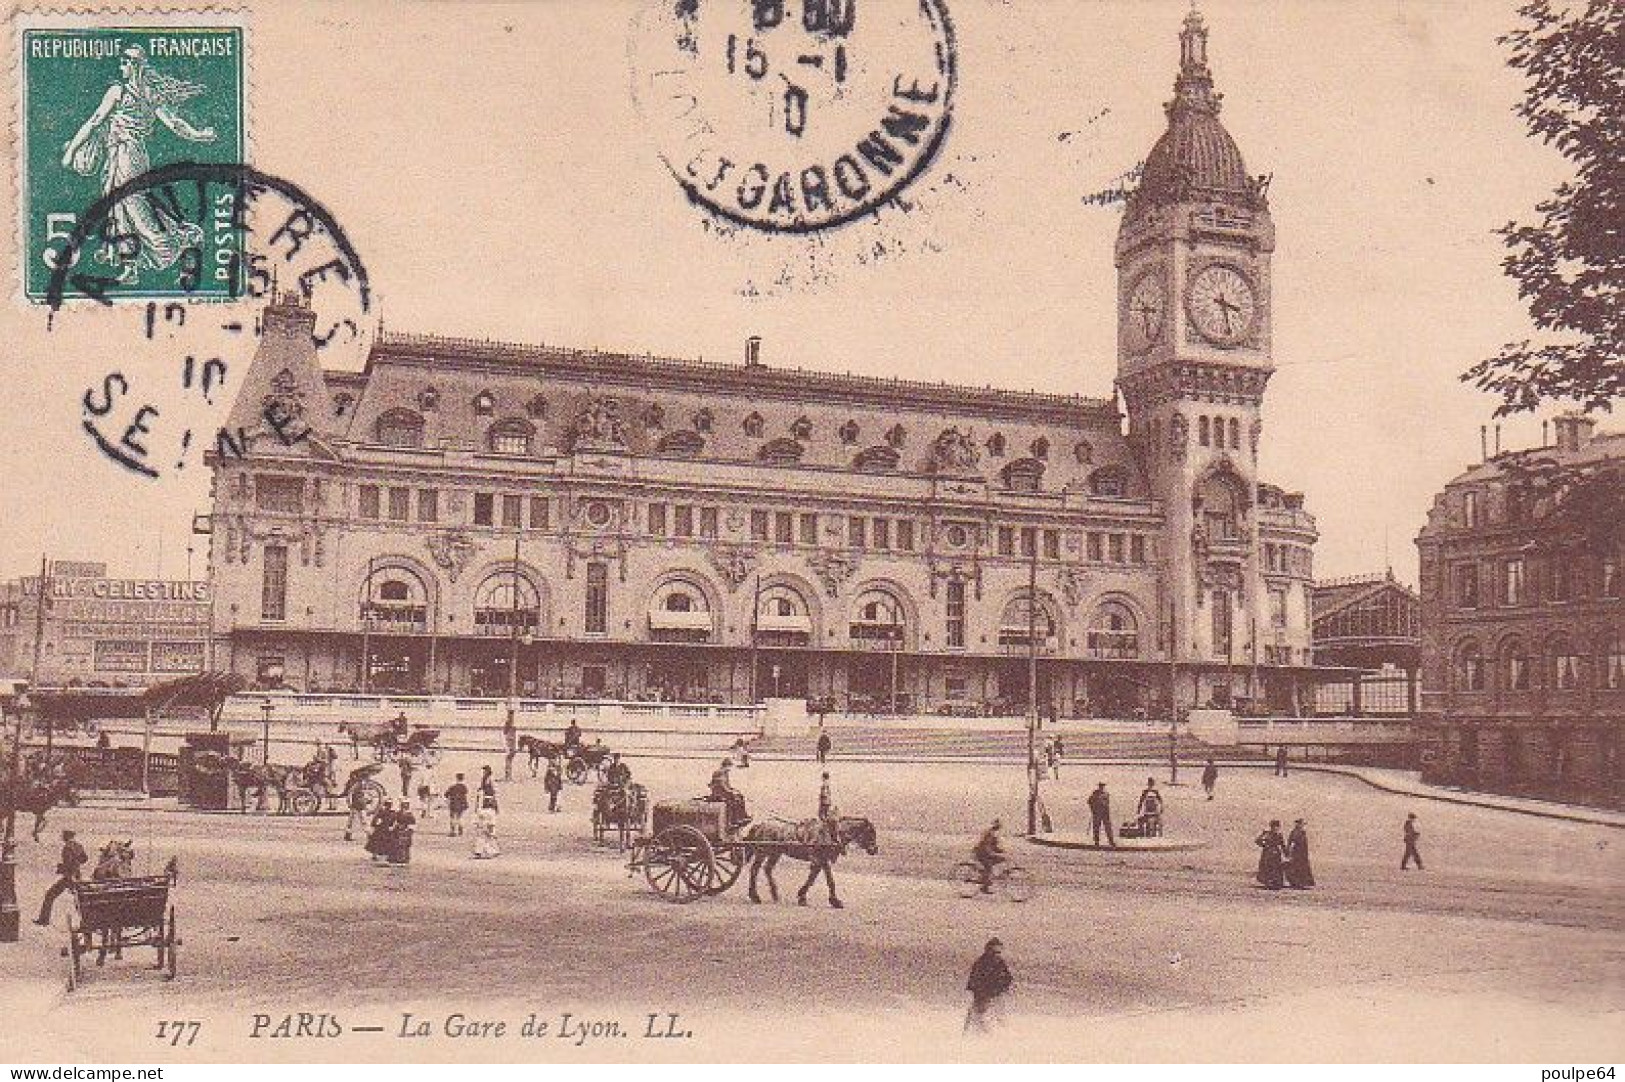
[375,408,425,448]
[643,403,666,430]
[1090,466,1128,498]
[1001,457,1045,493]
[417,386,439,411]
[333,392,354,418]
[473,391,496,417]
[839,420,860,445]
[744,412,765,438]
[885,423,907,448]
[525,394,547,419]
[693,408,714,433]
[986,432,1005,457]
[488,418,534,455]
[1073,440,1093,464]
[1030,437,1049,460]
[791,416,813,440]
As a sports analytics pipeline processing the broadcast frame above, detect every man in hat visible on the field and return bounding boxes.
[964,938,1014,1034]
[817,771,833,821]
[1088,782,1117,848]
[1401,812,1424,870]
[34,829,88,926]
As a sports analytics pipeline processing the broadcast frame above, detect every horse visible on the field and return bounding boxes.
[0,776,77,842]
[742,815,879,909]
[192,752,296,812]
[517,735,564,777]
[338,720,401,761]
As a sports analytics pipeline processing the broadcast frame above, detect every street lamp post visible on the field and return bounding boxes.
[1026,546,1041,837]
[260,697,273,765]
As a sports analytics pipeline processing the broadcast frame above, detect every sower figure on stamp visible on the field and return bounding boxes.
[33,829,88,927]
[1402,812,1424,870]
[964,938,1013,1034]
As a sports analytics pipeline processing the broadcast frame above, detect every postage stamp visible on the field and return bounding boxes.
[15,9,246,303]
[630,0,956,233]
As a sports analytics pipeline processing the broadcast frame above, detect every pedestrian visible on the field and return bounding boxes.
[1255,819,1286,889]
[817,771,832,820]
[1087,782,1117,849]
[543,758,563,813]
[816,730,831,765]
[1201,758,1218,800]
[365,800,396,863]
[1048,736,1061,780]
[472,796,501,859]
[1053,734,1064,761]
[479,765,498,812]
[33,829,88,927]
[1285,818,1315,889]
[1274,745,1289,777]
[963,937,1013,1034]
[1401,812,1424,870]
[415,762,435,820]
[398,754,415,799]
[445,773,469,837]
[389,804,416,866]
[344,781,369,842]
[1135,777,1163,836]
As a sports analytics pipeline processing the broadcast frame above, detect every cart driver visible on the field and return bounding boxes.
[605,753,632,789]
[709,757,748,827]
[973,818,1006,894]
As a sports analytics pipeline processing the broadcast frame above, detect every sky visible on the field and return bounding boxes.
[0,0,1580,587]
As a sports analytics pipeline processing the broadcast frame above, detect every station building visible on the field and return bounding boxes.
[204,12,1320,718]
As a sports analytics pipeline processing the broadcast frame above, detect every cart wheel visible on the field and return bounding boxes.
[643,826,712,903]
[359,779,385,813]
[709,845,744,895]
[567,759,587,785]
[290,790,320,816]
[64,924,82,992]
[952,861,983,899]
[1002,865,1035,902]
[164,907,179,979]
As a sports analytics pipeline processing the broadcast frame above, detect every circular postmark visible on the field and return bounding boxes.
[44,162,370,480]
[630,0,956,233]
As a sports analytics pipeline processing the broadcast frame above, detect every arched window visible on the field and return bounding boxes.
[998,594,1057,651]
[1087,601,1139,658]
[757,437,804,464]
[649,579,713,641]
[756,583,813,645]
[473,571,540,635]
[1228,417,1241,450]
[1195,471,1244,539]
[850,588,906,646]
[374,408,425,448]
[360,566,429,630]
[1455,640,1485,692]
[1001,457,1045,493]
[487,418,534,455]
[1199,416,1211,447]
[853,445,900,473]
[1089,466,1129,498]
[743,412,765,438]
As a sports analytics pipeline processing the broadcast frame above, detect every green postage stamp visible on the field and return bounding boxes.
[16,10,246,303]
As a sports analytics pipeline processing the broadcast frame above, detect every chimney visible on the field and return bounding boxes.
[1494,424,1502,456]
[1542,420,1549,447]
[1552,412,1596,453]
[744,335,762,368]
[1480,425,1488,462]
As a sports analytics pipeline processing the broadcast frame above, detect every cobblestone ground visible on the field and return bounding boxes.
[2,753,1620,1062]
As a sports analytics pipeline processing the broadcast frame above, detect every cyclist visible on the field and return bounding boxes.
[973,818,1007,894]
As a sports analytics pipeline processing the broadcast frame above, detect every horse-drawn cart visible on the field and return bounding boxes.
[64,875,179,991]
[590,782,648,850]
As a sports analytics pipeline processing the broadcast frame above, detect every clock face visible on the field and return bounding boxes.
[1187,265,1257,345]
[1124,273,1166,352]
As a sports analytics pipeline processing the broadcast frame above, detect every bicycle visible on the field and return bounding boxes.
[952,860,1035,902]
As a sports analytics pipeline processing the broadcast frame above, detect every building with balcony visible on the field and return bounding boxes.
[1416,414,1624,805]
[203,11,1320,718]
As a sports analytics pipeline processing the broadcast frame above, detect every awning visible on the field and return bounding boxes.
[649,608,714,631]
[757,611,812,633]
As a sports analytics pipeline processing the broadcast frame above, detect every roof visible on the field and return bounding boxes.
[1312,573,1418,624]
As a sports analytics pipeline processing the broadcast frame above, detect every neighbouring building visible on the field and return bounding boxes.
[0,561,212,689]
[1416,414,1624,805]
[204,11,1320,717]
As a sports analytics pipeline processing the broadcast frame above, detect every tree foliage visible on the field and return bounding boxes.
[1462,0,1625,414]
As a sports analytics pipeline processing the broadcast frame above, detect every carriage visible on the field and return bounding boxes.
[341,763,389,814]
[628,799,750,902]
[566,744,612,785]
[63,875,179,991]
[590,782,648,850]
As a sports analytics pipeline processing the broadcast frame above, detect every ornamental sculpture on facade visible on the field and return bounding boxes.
[426,528,479,582]
[929,426,981,474]
[807,549,859,597]
[706,545,757,591]
[572,395,627,449]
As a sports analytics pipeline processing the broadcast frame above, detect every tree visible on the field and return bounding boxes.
[1462,0,1624,415]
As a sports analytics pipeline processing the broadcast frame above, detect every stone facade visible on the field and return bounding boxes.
[1416,415,1624,805]
[204,12,1317,717]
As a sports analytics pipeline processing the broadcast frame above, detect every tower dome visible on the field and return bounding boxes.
[1128,10,1264,216]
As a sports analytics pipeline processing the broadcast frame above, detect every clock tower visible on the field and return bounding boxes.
[1116,9,1276,708]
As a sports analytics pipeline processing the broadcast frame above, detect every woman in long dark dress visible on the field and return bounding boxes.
[1285,818,1315,889]
[389,806,416,865]
[1255,819,1286,889]
[365,800,396,862]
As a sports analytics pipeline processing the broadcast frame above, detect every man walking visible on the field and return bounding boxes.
[817,771,833,820]
[816,730,831,765]
[1401,812,1424,870]
[34,829,88,926]
[445,773,469,837]
[544,758,563,813]
[1274,745,1289,777]
[344,780,370,842]
[964,938,1013,1034]
[1088,782,1117,849]
[1201,758,1218,800]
